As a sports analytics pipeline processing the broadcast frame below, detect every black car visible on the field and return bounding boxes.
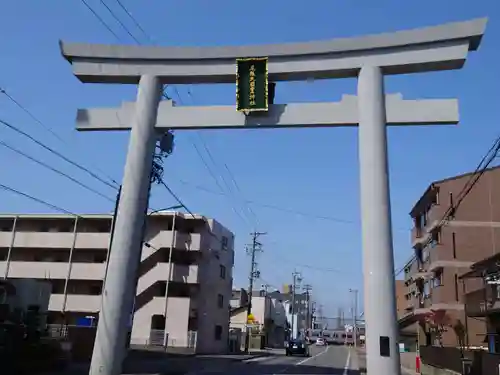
[285,339,310,357]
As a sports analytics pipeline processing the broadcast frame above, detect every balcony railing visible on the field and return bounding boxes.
[465,286,500,317]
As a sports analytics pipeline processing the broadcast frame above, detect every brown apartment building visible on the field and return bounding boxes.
[395,280,407,319]
[398,166,500,348]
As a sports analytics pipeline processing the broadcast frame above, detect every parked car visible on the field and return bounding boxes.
[315,337,326,346]
[285,339,310,357]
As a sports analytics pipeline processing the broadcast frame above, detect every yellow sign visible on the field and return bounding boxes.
[247,313,255,323]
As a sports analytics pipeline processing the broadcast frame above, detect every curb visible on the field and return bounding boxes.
[401,366,419,375]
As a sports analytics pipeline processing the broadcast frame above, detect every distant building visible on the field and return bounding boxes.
[229,288,288,348]
[0,212,234,353]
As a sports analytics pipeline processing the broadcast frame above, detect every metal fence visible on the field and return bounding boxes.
[145,329,196,349]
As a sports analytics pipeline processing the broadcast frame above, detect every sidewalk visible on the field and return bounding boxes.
[354,347,418,375]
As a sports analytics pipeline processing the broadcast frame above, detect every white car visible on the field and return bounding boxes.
[315,337,326,346]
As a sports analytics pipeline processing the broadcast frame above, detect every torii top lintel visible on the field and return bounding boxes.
[60,18,486,85]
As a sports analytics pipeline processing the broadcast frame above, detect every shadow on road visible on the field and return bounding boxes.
[44,348,360,375]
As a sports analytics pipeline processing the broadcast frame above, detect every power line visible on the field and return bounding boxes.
[396,135,500,278]
[0,182,158,256]
[0,139,114,203]
[0,118,118,190]
[158,178,238,251]
[98,0,141,43]
[444,137,500,221]
[175,178,410,230]
[0,88,66,145]
[79,0,121,40]
[158,179,196,219]
[0,87,119,187]
[113,0,152,42]
[190,139,252,228]
[0,183,78,216]
[222,161,259,226]
[75,1,256,231]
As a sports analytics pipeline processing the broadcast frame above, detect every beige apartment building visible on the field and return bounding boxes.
[0,211,235,354]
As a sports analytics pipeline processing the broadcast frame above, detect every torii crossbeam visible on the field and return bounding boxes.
[75,94,459,131]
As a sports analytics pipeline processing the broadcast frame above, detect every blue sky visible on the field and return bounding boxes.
[0,0,499,318]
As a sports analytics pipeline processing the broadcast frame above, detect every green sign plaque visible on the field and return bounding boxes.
[236,57,269,113]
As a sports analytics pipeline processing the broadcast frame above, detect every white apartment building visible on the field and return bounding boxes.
[0,212,235,354]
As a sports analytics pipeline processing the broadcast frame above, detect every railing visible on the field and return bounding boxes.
[465,286,499,317]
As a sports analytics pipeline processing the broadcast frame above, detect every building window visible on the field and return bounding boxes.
[452,232,457,258]
[89,285,102,295]
[432,270,443,288]
[415,216,423,229]
[221,236,228,250]
[94,253,107,263]
[219,265,226,279]
[217,294,224,308]
[430,230,440,247]
[214,325,222,340]
[423,281,430,297]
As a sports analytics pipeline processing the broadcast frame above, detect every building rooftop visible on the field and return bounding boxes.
[409,165,500,216]
[0,211,207,220]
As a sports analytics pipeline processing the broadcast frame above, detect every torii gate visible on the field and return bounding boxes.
[60,17,486,375]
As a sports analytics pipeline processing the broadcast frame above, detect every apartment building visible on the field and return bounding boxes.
[395,280,407,319]
[0,211,235,354]
[399,166,500,347]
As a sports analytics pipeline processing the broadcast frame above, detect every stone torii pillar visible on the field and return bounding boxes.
[59,17,486,375]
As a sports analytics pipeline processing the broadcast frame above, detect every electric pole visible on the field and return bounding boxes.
[349,288,359,347]
[310,302,315,329]
[337,307,342,330]
[317,304,324,330]
[291,270,302,339]
[244,231,266,353]
[303,284,312,332]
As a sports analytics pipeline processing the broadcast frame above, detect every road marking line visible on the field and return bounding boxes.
[297,344,330,365]
[273,345,330,374]
[343,348,352,375]
[242,356,271,363]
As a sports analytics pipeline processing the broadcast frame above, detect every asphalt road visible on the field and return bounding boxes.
[194,345,358,375]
